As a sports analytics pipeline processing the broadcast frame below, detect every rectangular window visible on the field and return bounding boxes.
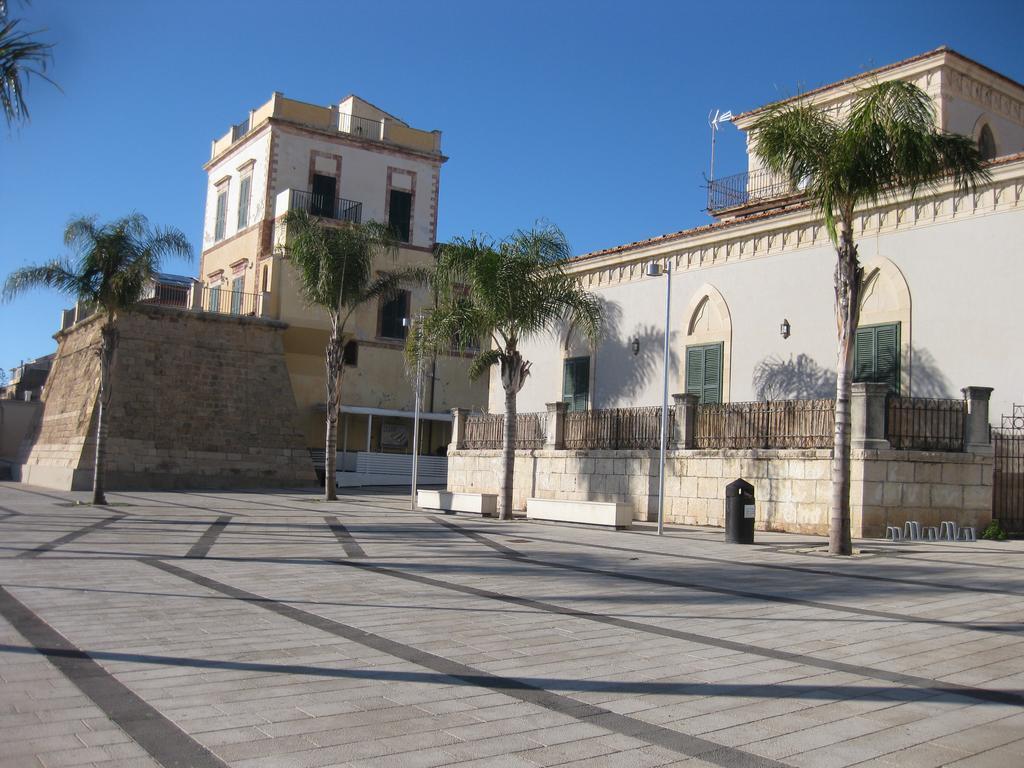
[562,356,590,412]
[379,290,410,340]
[230,276,244,315]
[854,322,901,394]
[685,343,723,404]
[237,175,251,230]
[388,189,412,243]
[311,173,336,217]
[214,188,228,242]
[209,284,221,313]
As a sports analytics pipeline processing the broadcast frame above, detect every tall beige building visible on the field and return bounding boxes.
[199,93,487,464]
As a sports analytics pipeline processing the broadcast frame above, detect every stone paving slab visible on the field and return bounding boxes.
[0,484,1022,767]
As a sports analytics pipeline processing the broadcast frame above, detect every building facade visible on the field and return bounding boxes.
[495,48,1024,427]
[199,92,487,460]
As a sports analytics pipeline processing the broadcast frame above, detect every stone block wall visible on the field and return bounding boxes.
[853,450,993,538]
[447,447,993,538]
[16,305,317,490]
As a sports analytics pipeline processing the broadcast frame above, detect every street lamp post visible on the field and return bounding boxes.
[645,260,671,536]
[404,315,424,510]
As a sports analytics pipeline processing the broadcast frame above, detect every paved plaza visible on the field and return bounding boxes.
[0,484,1023,768]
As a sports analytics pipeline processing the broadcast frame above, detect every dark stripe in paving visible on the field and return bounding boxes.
[324,516,366,558]
[492,527,1024,597]
[0,586,229,768]
[186,516,232,559]
[145,559,790,768]
[334,558,1024,708]
[428,519,1023,637]
[17,514,124,559]
[432,516,524,558]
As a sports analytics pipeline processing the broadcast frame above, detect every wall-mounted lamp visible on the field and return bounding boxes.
[780,318,791,339]
[631,337,640,356]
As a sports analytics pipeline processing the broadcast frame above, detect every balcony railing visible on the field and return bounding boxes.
[339,113,383,141]
[707,168,801,213]
[231,117,250,141]
[288,189,362,223]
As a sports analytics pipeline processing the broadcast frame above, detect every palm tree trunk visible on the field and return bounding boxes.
[499,386,517,520]
[829,224,862,555]
[92,321,118,506]
[324,333,343,501]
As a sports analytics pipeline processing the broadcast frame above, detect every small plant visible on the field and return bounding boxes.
[980,519,1008,541]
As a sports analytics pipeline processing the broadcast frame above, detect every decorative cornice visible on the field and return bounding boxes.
[569,159,1024,290]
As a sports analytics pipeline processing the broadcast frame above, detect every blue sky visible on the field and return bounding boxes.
[2,0,1022,373]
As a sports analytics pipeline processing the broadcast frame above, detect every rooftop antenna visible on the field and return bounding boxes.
[707,109,734,182]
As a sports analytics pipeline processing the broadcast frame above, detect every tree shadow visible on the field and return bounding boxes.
[590,299,676,408]
[752,346,954,400]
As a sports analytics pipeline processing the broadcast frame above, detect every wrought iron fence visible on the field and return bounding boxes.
[463,412,547,450]
[289,189,362,223]
[994,404,1024,533]
[142,283,190,308]
[564,406,668,450]
[339,113,383,140]
[707,168,799,212]
[695,399,835,449]
[885,396,966,452]
[201,286,260,317]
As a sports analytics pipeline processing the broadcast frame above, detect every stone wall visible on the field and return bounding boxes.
[0,401,42,461]
[15,305,317,490]
[446,447,993,538]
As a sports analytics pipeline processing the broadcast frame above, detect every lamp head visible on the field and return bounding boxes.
[645,261,662,277]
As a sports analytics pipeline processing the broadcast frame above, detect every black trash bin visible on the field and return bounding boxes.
[725,478,755,544]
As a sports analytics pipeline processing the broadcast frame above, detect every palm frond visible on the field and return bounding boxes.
[752,80,991,244]
[3,214,193,313]
[0,17,54,127]
[468,348,501,381]
[2,260,80,302]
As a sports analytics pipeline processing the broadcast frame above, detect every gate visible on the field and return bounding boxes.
[993,404,1024,533]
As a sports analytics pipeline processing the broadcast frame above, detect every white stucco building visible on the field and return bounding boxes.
[494,48,1024,426]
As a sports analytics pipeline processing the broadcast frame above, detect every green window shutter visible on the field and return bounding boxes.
[875,323,900,394]
[237,176,251,230]
[214,191,228,241]
[685,347,704,399]
[854,323,900,394]
[854,327,876,382]
[685,344,722,404]
[562,356,590,412]
[702,343,723,404]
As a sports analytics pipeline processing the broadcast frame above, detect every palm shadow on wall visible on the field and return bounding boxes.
[752,348,953,401]
[590,299,677,408]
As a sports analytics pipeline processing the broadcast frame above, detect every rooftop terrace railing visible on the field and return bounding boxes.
[707,168,800,213]
[339,113,384,141]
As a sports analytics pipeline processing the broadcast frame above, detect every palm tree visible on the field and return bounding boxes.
[2,214,192,504]
[1,1,55,128]
[281,209,425,501]
[409,224,601,520]
[752,80,990,555]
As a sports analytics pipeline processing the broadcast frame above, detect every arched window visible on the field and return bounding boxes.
[978,124,997,161]
[683,286,732,404]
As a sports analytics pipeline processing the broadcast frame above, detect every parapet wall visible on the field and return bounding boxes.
[16,305,316,491]
[447,447,993,538]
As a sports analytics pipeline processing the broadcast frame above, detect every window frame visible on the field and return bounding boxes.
[685,342,724,404]
[853,322,901,395]
[213,184,229,242]
[237,173,252,230]
[562,355,591,412]
[378,289,410,341]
